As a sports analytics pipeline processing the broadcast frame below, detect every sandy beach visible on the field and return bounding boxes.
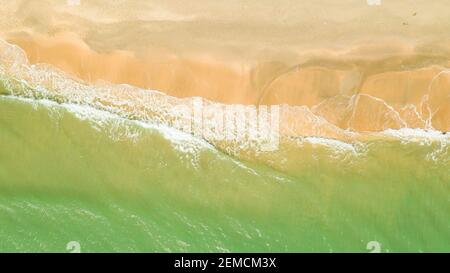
[1,0,449,132]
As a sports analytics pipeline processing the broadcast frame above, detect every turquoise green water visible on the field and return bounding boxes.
[0,95,448,252]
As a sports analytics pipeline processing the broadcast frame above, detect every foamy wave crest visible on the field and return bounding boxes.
[1,95,214,169]
[0,38,448,159]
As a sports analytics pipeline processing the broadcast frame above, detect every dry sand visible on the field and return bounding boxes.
[0,0,449,131]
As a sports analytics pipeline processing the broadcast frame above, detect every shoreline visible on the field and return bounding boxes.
[1,0,449,133]
[1,36,449,135]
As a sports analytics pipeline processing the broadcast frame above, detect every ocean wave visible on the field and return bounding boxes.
[0,94,214,170]
[0,38,449,160]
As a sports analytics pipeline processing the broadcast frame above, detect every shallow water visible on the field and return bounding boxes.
[0,95,448,252]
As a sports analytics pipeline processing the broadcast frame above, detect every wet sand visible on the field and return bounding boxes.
[0,0,449,131]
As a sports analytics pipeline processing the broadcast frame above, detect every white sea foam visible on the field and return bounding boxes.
[0,95,213,162]
[380,128,450,144]
[380,128,449,162]
[303,136,357,152]
[1,37,449,160]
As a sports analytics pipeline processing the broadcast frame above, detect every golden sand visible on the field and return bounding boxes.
[0,0,449,132]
